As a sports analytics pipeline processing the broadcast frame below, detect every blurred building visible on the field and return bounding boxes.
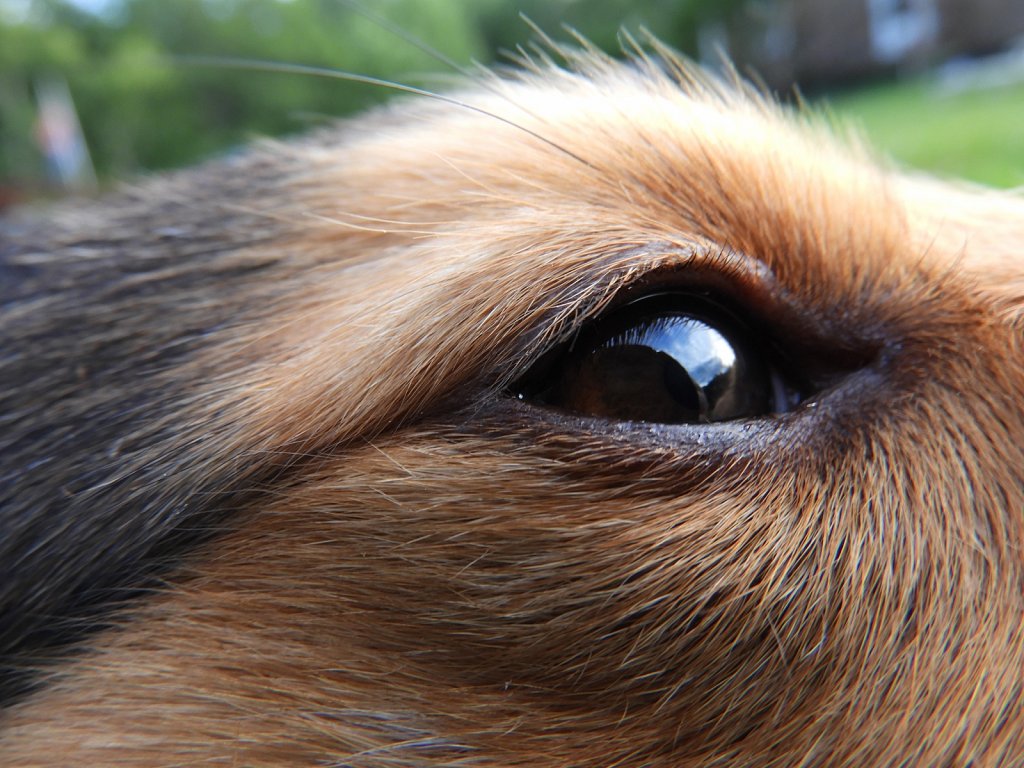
[716,0,1024,88]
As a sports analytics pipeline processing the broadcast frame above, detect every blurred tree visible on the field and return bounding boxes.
[0,0,740,187]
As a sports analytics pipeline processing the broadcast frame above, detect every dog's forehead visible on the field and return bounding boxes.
[276,78,925,348]
[314,71,1024,322]
[301,75,922,297]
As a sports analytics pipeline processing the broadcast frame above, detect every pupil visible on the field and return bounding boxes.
[574,313,746,422]
[513,292,779,425]
[589,313,741,421]
[559,300,770,422]
[561,345,702,423]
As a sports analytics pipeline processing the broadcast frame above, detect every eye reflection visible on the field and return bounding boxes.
[606,316,737,389]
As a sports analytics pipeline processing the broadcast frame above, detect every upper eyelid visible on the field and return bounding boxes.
[501,243,781,385]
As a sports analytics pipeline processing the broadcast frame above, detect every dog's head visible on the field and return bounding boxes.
[2,48,1023,765]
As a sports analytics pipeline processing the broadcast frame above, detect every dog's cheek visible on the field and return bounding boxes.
[161,431,832,729]
[244,342,1024,738]
[3,360,1021,766]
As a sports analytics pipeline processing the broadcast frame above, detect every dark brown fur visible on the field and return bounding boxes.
[1,47,1023,766]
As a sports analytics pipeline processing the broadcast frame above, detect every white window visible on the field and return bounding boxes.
[867,0,939,63]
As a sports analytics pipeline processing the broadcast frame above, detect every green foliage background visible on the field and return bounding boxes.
[1,0,1021,188]
[0,0,733,183]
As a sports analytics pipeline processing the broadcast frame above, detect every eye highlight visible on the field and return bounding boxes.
[514,293,801,424]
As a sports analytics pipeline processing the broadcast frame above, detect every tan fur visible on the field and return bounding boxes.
[2,50,1024,766]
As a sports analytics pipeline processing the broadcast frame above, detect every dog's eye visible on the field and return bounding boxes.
[515,293,799,423]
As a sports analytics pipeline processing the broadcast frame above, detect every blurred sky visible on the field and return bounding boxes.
[2,0,116,16]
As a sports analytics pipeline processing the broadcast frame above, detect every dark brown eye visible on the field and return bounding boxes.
[515,293,799,424]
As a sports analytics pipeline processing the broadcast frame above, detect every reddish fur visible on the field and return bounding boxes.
[2,49,1023,765]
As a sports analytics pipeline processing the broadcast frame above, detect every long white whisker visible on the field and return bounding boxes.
[176,55,596,171]
[338,1,570,138]
[336,0,481,83]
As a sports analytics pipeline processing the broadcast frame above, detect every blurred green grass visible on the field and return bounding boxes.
[828,76,1024,188]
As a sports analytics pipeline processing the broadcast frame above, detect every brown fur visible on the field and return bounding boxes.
[2,46,1024,766]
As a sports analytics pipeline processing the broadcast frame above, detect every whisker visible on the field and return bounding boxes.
[340,1,571,142]
[336,0,482,84]
[303,211,442,237]
[176,54,596,171]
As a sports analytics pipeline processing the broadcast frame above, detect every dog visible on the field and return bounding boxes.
[1,39,1023,766]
